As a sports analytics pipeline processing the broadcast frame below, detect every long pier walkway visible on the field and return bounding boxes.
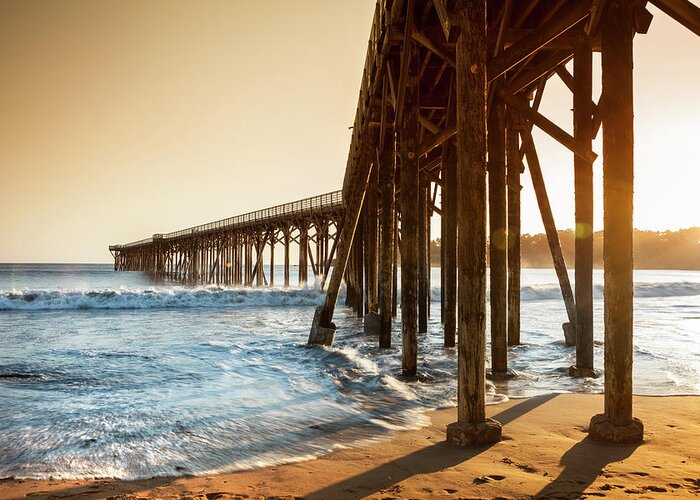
[109,191,343,287]
[111,0,700,447]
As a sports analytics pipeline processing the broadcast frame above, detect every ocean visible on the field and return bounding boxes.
[0,263,698,480]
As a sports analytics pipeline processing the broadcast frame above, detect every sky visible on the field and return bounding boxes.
[0,1,699,263]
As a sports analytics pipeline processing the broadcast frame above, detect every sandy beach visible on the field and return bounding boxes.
[1,393,698,499]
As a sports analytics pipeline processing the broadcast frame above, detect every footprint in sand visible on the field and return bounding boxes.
[643,485,668,493]
[599,484,625,491]
[473,475,506,484]
[501,457,538,473]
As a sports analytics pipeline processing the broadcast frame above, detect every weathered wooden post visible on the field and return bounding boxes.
[309,146,376,346]
[232,235,237,285]
[589,1,643,443]
[392,209,398,318]
[191,242,197,284]
[570,35,596,378]
[440,200,445,324]
[488,98,508,374]
[248,237,253,285]
[506,111,522,346]
[247,234,254,286]
[365,167,379,314]
[442,86,458,348]
[299,224,308,287]
[345,244,355,307]
[418,175,429,333]
[353,219,364,317]
[269,232,275,287]
[399,12,420,377]
[315,225,322,282]
[284,228,290,288]
[323,220,330,272]
[235,233,241,285]
[446,0,502,446]
[378,131,396,347]
[364,163,381,334]
[240,235,245,285]
[426,197,431,319]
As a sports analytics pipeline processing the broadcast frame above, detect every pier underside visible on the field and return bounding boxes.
[110,0,700,446]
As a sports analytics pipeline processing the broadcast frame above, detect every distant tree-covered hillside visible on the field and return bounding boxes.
[429,227,700,269]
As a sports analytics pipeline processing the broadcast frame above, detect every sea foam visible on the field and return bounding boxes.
[3,281,699,311]
[0,286,325,311]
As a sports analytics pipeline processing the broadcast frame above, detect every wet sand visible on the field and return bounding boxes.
[2,394,699,499]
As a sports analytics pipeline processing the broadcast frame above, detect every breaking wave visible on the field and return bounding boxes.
[427,281,700,302]
[4,281,699,311]
[520,281,700,301]
[0,286,325,311]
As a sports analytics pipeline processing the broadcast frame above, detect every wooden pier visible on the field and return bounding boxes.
[111,0,700,447]
[109,191,343,287]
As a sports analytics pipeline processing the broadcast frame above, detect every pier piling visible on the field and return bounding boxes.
[108,0,700,448]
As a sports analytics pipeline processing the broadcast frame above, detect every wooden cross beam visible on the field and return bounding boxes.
[488,1,591,82]
[496,85,597,163]
[649,0,700,37]
[506,50,574,94]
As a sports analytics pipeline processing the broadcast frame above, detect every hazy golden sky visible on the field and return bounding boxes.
[1,1,698,263]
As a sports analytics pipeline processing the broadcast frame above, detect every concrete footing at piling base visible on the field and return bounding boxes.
[589,414,644,444]
[308,305,336,346]
[446,418,502,447]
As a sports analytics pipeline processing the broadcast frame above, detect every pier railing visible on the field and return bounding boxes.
[109,190,343,250]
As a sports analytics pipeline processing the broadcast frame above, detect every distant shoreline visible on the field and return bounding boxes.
[430,226,700,271]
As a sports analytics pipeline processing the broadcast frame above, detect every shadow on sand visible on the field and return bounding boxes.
[533,436,640,499]
[304,393,559,499]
